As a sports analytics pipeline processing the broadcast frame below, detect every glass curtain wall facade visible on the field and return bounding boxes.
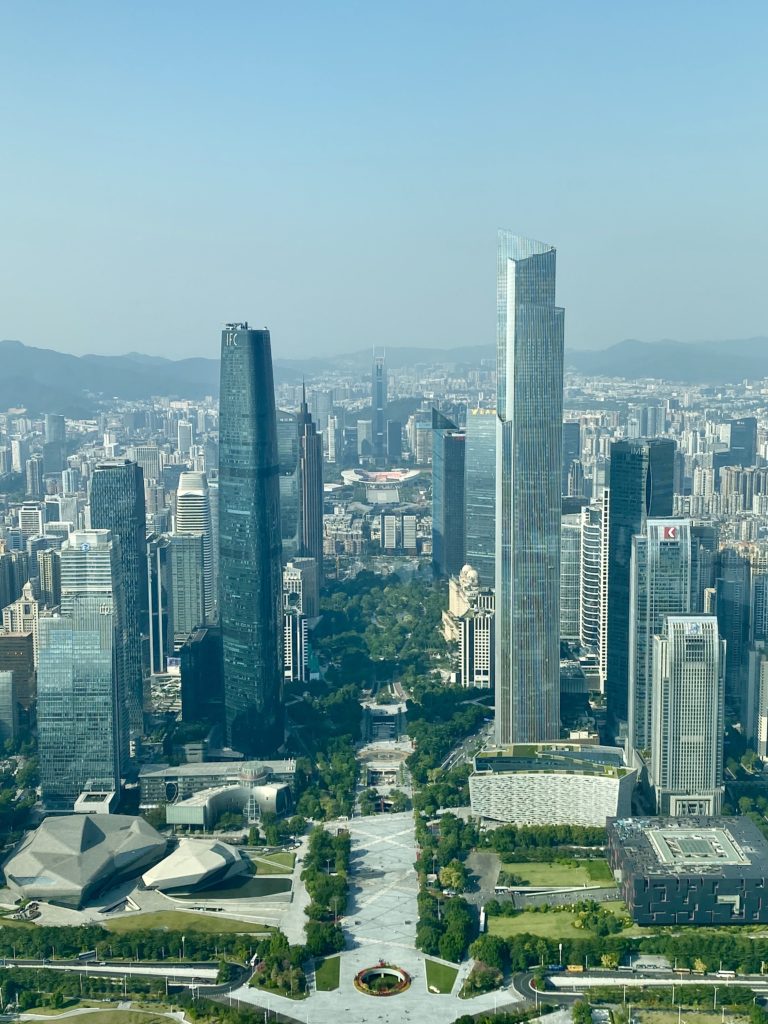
[628,519,692,753]
[495,232,564,744]
[38,529,126,807]
[465,408,496,586]
[89,460,147,736]
[298,388,324,579]
[276,411,302,558]
[432,409,466,578]
[560,516,581,640]
[218,323,283,754]
[606,438,675,726]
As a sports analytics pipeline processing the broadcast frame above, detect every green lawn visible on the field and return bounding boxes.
[503,860,591,886]
[25,1005,119,1017]
[425,958,459,994]
[249,851,295,875]
[488,902,646,941]
[104,911,274,934]
[585,859,615,883]
[314,955,341,991]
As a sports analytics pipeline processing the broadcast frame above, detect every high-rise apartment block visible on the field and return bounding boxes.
[442,565,495,689]
[651,616,725,816]
[218,323,283,754]
[495,232,564,744]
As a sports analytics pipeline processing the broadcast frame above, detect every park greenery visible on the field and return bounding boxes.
[249,931,307,999]
[0,966,166,1010]
[0,922,262,962]
[416,888,475,963]
[301,825,350,956]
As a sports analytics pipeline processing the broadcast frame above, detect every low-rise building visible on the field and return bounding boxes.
[469,743,635,827]
[607,816,768,926]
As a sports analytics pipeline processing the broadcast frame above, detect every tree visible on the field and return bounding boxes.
[439,859,468,893]
[439,928,464,964]
[601,952,619,969]
[469,934,507,972]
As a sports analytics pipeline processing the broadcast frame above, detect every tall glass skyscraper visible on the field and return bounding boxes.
[495,232,564,744]
[38,530,125,807]
[219,323,283,754]
[465,408,496,586]
[432,409,466,578]
[276,410,302,558]
[89,459,147,736]
[606,438,675,726]
[298,386,324,579]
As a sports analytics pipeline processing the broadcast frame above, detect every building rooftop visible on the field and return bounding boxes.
[608,816,768,878]
[475,743,629,778]
[138,758,296,779]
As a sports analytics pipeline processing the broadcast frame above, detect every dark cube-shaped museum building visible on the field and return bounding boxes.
[607,816,768,926]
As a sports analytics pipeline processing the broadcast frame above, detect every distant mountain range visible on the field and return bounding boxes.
[0,336,765,414]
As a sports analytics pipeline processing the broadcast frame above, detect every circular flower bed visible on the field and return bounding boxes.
[354,962,411,996]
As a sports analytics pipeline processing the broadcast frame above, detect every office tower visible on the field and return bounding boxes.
[61,467,80,494]
[495,232,564,744]
[691,523,719,612]
[2,581,40,666]
[0,671,17,744]
[89,459,148,736]
[177,419,194,456]
[38,547,61,608]
[357,419,374,460]
[168,532,206,641]
[276,410,302,558]
[650,616,725,816]
[0,551,29,608]
[283,558,319,619]
[465,408,496,586]
[180,626,224,725]
[402,514,417,551]
[431,411,465,579]
[560,515,581,640]
[175,471,214,618]
[0,632,35,715]
[19,504,44,541]
[39,530,126,807]
[729,417,758,466]
[309,388,332,432]
[25,457,44,498]
[146,534,170,674]
[45,414,66,444]
[413,421,432,465]
[562,420,581,493]
[132,444,162,483]
[628,519,692,753]
[208,479,219,587]
[218,323,283,754]
[606,438,675,726]
[386,420,402,463]
[372,354,387,462]
[715,546,751,719]
[748,645,768,756]
[298,388,324,581]
[642,405,665,437]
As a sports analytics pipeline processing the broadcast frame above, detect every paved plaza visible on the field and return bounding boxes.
[233,811,524,1023]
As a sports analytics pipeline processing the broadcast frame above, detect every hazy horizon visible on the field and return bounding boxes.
[3,3,768,360]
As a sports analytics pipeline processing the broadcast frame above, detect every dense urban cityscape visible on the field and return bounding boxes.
[1,230,768,1024]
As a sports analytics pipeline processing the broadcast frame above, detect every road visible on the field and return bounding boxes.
[510,969,768,1005]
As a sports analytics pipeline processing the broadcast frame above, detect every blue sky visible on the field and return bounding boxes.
[2,1,767,360]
